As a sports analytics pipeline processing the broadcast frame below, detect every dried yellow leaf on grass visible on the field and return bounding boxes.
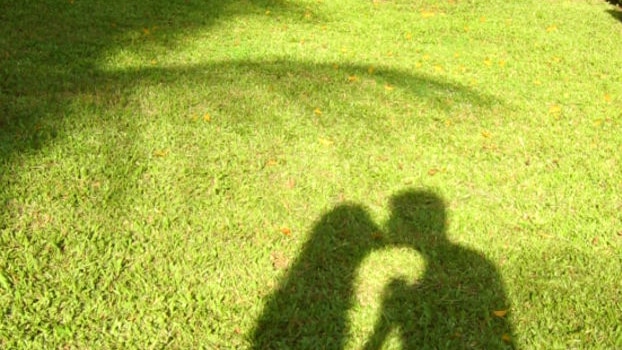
[493,310,508,317]
[314,108,322,116]
[502,333,512,343]
[153,149,169,157]
[546,25,557,32]
[203,113,211,122]
[280,227,291,236]
[384,84,394,91]
[270,251,289,270]
[549,105,562,118]
[319,137,333,146]
[371,232,383,240]
[604,94,611,102]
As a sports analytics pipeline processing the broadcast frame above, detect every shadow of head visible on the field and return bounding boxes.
[305,189,449,259]
[386,189,447,253]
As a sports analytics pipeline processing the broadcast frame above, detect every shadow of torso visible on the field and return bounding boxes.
[252,205,381,348]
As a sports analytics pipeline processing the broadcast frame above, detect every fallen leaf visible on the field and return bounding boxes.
[384,84,394,91]
[604,94,611,102]
[203,113,211,121]
[348,75,358,82]
[265,10,271,15]
[266,159,278,167]
[153,149,169,157]
[501,334,512,343]
[546,25,557,32]
[421,11,435,18]
[493,310,508,318]
[549,105,562,117]
[280,227,291,236]
[481,130,491,138]
[428,168,439,176]
[286,178,296,189]
[270,251,289,270]
[404,32,412,40]
[314,108,322,116]
[319,137,333,146]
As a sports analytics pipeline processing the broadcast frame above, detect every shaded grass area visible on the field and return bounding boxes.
[1,0,621,348]
[252,190,514,349]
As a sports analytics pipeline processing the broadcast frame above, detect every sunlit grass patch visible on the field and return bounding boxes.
[0,0,621,348]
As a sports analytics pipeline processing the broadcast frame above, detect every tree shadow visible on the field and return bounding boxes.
[0,0,301,159]
[251,189,514,349]
[606,9,622,23]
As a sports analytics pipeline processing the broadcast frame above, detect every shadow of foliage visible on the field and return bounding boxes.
[606,9,622,23]
[0,0,299,157]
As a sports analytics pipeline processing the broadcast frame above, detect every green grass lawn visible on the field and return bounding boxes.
[1,0,621,348]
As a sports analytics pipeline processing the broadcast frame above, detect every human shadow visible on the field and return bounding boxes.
[251,189,514,349]
[364,190,514,349]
